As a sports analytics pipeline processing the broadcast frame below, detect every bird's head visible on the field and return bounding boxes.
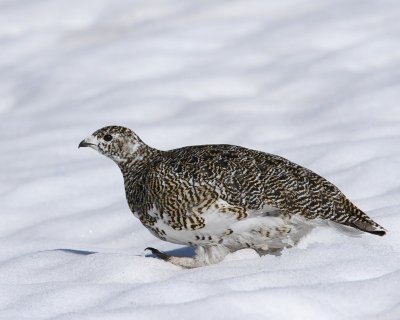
[79,126,146,164]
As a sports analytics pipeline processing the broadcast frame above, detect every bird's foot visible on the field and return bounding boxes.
[144,245,230,268]
[145,247,196,268]
[145,247,171,261]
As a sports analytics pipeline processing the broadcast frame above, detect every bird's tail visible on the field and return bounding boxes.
[342,199,387,236]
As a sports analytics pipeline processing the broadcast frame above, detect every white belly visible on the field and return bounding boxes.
[143,200,314,251]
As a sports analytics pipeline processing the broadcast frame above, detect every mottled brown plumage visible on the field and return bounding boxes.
[79,125,387,268]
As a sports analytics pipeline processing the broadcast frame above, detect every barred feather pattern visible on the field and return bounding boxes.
[121,144,385,232]
[81,126,387,267]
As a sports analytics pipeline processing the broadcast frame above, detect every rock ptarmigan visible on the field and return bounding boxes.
[79,125,387,268]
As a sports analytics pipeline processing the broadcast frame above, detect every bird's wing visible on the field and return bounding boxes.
[147,144,386,235]
[146,145,288,220]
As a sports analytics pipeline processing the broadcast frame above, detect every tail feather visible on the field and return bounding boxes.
[347,219,387,236]
[341,199,387,236]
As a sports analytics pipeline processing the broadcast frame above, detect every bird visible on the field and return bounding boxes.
[79,125,387,268]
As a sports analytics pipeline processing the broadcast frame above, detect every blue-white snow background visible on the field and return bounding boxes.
[1,0,400,319]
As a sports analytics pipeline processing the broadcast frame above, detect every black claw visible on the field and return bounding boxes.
[145,247,170,261]
[145,247,157,254]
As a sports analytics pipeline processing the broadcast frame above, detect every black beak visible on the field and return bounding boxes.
[79,140,91,148]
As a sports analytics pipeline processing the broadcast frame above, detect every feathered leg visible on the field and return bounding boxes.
[146,245,230,268]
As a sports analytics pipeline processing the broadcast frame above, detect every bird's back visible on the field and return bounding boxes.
[142,144,386,236]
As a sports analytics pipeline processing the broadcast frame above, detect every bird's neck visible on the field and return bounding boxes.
[118,145,162,177]
[117,146,163,216]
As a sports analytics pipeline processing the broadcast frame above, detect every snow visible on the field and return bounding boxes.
[1,0,400,319]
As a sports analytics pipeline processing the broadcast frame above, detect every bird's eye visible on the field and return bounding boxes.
[103,134,113,142]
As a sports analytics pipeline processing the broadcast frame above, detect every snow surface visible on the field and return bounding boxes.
[1,0,400,319]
